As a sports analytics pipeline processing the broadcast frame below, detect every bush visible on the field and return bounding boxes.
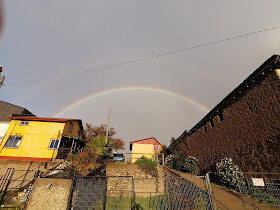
[215,158,242,190]
[165,155,199,175]
[135,156,158,178]
[66,150,100,177]
[181,156,199,175]
[165,154,184,171]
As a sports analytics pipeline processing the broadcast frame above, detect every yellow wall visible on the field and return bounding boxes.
[0,120,65,160]
[131,144,156,163]
[63,120,82,140]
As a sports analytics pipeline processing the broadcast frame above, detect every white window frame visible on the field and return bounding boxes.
[48,139,61,150]
[19,121,30,126]
[4,136,23,148]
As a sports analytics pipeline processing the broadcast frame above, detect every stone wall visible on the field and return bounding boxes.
[179,69,280,173]
[106,164,164,197]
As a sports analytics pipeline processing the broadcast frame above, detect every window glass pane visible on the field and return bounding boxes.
[49,140,55,149]
[13,139,21,147]
[5,136,21,148]
[5,136,14,147]
[15,136,22,141]
[13,137,22,147]
[68,122,74,133]
[154,145,159,151]
[20,121,29,126]
[54,140,60,149]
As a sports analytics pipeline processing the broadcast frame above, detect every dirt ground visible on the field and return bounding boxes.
[26,178,72,210]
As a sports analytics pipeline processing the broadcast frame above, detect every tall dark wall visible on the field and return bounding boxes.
[179,70,280,173]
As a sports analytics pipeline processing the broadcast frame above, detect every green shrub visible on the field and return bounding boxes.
[135,156,158,178]
[181,156,199,175]
[165,155,199,175]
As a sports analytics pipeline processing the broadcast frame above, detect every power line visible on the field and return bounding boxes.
[0,90,106,118]
[4,24,280,86]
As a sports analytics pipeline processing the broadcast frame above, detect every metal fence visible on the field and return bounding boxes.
[71,176,134,210]
[70,174,214,210]
[238,172,280,209]
[163,171,214,210]
[0,163,45,208]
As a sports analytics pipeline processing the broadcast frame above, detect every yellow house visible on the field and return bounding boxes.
[130,137,162,163]
[0,116,85,161]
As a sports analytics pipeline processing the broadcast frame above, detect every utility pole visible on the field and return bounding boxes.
[105,109,111,144]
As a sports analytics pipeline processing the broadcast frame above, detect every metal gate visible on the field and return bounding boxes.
[238,172,280,209]
[71,175,214,210]
[71,176,134,210]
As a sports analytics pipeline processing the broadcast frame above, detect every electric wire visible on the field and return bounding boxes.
[0,90,106,118]
[3,24,280,86]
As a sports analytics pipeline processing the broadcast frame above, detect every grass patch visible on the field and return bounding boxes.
[87,194,168,210]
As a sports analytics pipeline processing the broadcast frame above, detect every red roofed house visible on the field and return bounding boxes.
[130,137,162,163]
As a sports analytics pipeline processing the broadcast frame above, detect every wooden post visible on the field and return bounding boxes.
[124,153,127,164]
[157,153,159,164]
[70,139,75,152]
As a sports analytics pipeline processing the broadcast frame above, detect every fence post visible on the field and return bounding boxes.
[67,172,76,210]
[205,173,215,210]
[131,176,135,209]
[103,177,107,210]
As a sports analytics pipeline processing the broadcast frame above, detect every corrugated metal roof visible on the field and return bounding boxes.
[130,137,162,146]
[0,100,33,121]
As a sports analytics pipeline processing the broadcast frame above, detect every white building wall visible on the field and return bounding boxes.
[0,122,10,145]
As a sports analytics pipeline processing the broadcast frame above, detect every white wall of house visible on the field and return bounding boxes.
[0,122,10,145]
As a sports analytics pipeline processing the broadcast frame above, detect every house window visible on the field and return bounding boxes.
[20,121,29,126]
[48,139,61,150]
[154,145,159,151]
[68,122,74,133]
[4,136,22,148]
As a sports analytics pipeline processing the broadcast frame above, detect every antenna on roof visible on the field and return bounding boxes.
[0,65,5,87]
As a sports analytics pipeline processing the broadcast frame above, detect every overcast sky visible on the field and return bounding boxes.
[1,1,280,150]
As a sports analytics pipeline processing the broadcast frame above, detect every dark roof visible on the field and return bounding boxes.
[0,100,33,121]
[177,54,280,141]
